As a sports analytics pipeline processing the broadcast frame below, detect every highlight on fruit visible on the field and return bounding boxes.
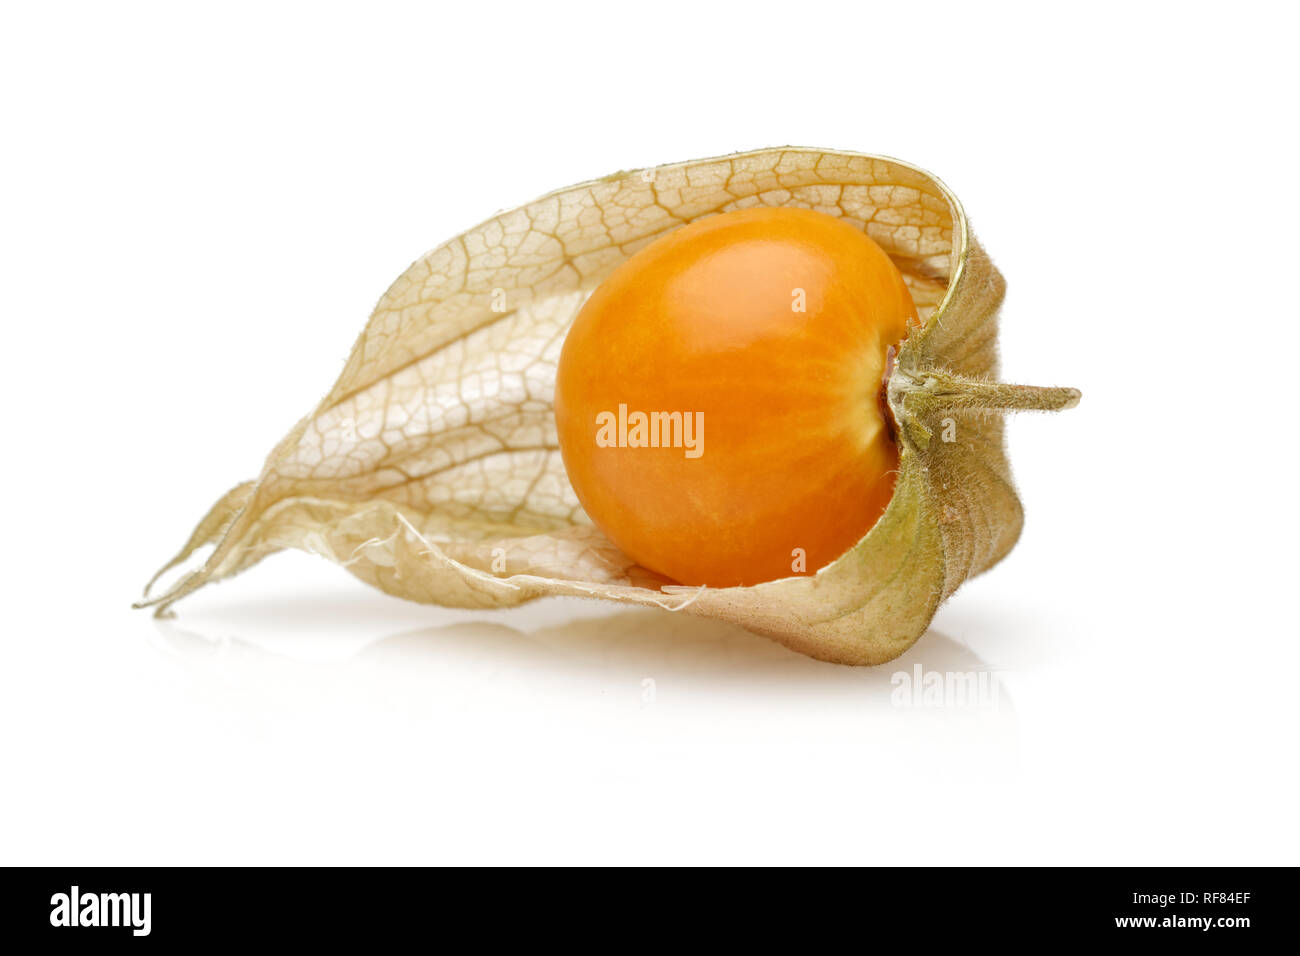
[137,148,1080,665]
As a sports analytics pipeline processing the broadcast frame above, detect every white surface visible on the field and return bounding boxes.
[2,1,1296,865]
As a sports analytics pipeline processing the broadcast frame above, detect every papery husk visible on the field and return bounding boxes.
[138,147,1079,665]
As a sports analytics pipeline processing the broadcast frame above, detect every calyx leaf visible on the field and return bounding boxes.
[138,148,1079,665]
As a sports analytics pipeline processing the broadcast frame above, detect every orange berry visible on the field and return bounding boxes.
[555,206,916,587]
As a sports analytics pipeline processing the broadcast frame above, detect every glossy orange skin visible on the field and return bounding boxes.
[554,207,916,587]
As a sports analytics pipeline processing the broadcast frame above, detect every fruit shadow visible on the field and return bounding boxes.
[152,593,1008,707]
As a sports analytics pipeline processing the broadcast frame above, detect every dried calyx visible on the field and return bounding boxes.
[138,147,1079,665]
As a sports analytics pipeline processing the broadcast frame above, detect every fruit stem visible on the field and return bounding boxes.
[887,364,1081,448]
[898,367,1080,412]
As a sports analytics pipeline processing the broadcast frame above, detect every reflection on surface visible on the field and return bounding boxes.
[139,594,1021,851]
[152,593,1017,730]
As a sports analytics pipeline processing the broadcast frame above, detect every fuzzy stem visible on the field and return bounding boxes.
[886,365,1080,449]
[896,368,1081,413]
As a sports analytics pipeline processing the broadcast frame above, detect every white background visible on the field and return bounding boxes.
[2,1,1296,865]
